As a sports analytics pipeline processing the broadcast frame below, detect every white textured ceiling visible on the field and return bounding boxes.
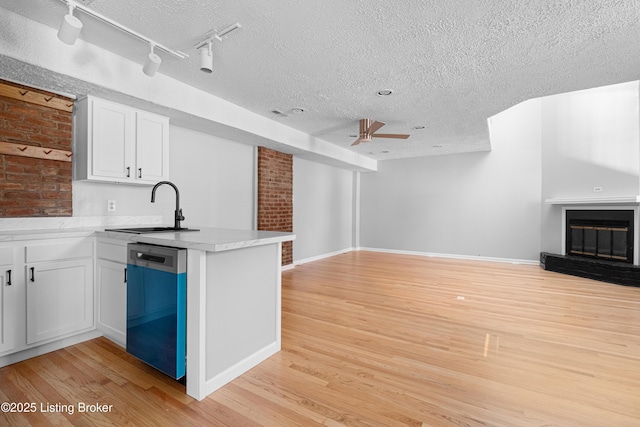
[1,0,640,161]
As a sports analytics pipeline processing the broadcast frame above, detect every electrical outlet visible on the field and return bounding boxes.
[593,186,603,193]
[107,200,116,212]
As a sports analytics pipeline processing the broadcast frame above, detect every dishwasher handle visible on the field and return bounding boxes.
[136,252,166,264]
[127,243,186,274]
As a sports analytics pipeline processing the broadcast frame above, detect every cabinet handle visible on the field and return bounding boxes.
[138,168,142,179]
[5,270,11,286]
[124,267,127,283]
[126,166,131,177]
[30,267,35,282]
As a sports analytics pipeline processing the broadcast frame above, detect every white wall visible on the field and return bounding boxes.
[167,126,255,229]
[293,157,354,262]
[73,125,255,230]
[540,81,640,253]
[359,99,543,262]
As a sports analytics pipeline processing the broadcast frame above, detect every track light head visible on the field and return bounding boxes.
[57,4,83,45]
[143,44,161,77]
[199,41,213,73]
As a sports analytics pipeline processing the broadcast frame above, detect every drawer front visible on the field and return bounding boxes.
[0,247,13,265]
[97,242,127,264]
[26,240,94,263]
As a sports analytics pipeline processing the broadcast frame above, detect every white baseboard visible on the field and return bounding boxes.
[201,341,280,400]
[97,325,125,348]
[0,329,102,368]
[357,247,538,265]
[293,247,355,266]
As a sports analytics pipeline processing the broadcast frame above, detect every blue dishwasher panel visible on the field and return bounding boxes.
[126,244,186,379]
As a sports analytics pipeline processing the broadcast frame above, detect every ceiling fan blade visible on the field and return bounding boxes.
[372,133,410,139]
[366,121,386,134]
[351,135,373,145]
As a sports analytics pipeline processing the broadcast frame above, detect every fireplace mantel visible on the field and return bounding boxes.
[545,196,640,205]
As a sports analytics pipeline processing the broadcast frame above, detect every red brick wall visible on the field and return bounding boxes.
[0,82,73,217]
[257,146,293,265]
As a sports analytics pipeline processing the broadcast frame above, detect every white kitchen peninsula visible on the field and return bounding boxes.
[97,227,294,401]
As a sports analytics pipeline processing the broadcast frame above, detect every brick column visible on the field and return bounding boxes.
[257,146,293,265]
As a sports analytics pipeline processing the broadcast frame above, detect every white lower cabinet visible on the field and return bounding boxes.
[96,259,127,346]
[26,258,94,345]
[0,237,96,366]
[0,247,16,354]
[96,239,128,346]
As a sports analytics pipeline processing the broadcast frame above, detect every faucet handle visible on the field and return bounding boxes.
[176,209,185,221]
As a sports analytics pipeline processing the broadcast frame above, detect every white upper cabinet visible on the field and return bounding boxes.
[74,96,169,185]
[135,110,169,182]
[89,99,135,181]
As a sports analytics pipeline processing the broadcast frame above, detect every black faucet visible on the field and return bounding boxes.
[151,181,184,230]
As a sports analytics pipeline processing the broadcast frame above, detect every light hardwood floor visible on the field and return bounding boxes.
[1,251,640,426]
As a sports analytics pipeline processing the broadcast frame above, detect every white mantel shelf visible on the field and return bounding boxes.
[545,196,640,205]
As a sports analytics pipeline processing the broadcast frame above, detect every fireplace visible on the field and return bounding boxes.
[541,202,640,287]
[565,210,634,263]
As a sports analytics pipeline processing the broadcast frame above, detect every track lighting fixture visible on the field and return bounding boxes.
[199,41,213,73]
[214,23,241,41]
[55,0,187,77]
[194,22,241,74]
[55,1,242,77]
[143,44,162,77]
[57,2,83,45]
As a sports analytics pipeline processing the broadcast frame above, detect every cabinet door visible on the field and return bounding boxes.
[97,259,126,346]
[135,111,169,183]
[0,267,16,354]
[26,258,94,345]
[91,99,135,181]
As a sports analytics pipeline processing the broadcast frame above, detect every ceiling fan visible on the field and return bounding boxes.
[351,119,410,146]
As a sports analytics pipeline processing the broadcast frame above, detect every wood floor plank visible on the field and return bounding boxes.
[1,251,639,425]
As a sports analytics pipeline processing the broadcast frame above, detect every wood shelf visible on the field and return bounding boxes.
[545,196,640,205]
[0,141,72,162]
[0,81,73,112]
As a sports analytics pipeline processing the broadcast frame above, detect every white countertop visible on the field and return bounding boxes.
[96,227,295,252]
[0,227,100,242]
[0,226,295,252]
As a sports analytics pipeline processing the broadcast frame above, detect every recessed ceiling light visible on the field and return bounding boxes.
[381,150,389,153]
[270,109,288,116]
[376,89,393,96]
[290,107,305,114]
[432,145,443,148]
[413,125,425,130]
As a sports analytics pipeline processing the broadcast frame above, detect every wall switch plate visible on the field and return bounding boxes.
[107,200,116,212]
[593,187,603,192]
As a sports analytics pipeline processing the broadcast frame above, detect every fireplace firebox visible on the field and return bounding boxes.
[565,210,634,264]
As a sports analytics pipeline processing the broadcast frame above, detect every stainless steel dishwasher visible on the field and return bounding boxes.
[126,243,186,379]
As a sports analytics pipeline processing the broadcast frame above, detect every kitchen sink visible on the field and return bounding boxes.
[105,227,199,234]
